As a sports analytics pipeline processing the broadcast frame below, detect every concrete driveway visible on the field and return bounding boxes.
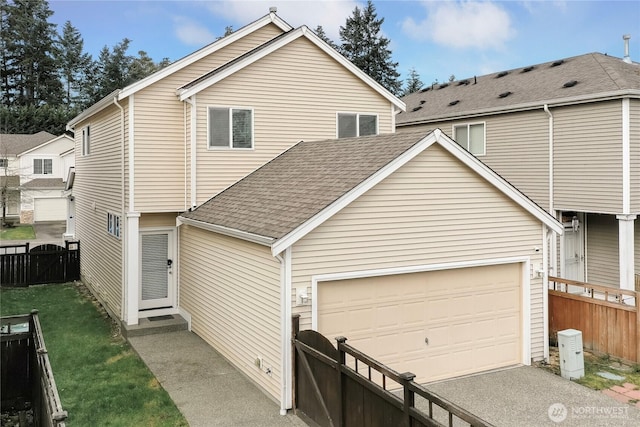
[0,221,67,247]
[421,366,640,426]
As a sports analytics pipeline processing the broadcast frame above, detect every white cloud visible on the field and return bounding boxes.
[402,1,516,50]
[204,0,360,41]
[173,16,216,46]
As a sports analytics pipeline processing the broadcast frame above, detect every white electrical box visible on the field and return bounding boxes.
[558,329,585,380]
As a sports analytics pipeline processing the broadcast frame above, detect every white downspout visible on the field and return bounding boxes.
[544,104,557,278]
[183,96,197,208]
[113,97,126,320]
[275,248,293,415]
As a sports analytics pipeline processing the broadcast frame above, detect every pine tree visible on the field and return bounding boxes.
[314,25,338,49]
[402,67,423,96]
[339,0,401,95]
[56,21,92,110]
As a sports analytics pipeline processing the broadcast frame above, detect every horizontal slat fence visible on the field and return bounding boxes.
[549,276,640,363]
[0,242,80,287]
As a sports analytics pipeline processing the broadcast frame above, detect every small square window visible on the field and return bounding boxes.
[107,212,121,239]
[208,107,253,149]
[454,123,485,155]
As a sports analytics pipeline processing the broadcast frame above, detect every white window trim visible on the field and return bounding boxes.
[107,212,121,239]
[82,125,91,156]
[206,106,255,150]
[452,121,486,156]
[33,158,53,175]
[336,112,379,138]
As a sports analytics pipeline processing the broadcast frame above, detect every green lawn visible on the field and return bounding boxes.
[1,283,188,426]
[0,224,36,240]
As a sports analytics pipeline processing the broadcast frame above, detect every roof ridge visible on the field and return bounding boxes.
[592,53,626,90]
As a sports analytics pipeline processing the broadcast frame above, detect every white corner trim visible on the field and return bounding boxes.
[622,98,630,214]
[271,133,437,256]
[522,258,532,365]
[178,216,275,246]
[128,94,135,211]
[278,247,293,413]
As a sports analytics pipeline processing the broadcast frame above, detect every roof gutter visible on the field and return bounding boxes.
[176,216,275,246]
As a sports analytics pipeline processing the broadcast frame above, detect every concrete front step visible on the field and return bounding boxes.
[122,314,188,338]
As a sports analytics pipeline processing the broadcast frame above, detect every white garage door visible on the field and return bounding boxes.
[34,198,67,222]
[318,263,522,383]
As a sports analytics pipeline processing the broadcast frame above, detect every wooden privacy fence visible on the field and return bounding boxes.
[292,315,492,427]
[549,276,640,363]
[1,311,67,427]
[0,242,80,287]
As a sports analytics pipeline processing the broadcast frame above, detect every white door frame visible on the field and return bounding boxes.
[559,212,586,283]
[138,227,177,317]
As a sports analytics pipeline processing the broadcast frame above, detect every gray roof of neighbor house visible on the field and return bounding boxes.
[397,53,640,126]
[180,131,429,240]
[22,178,65,189]
[0,131,56,156]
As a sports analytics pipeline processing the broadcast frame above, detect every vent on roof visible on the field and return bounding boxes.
[522,66,535,73]
[438,83,449,89]
[448,100,460,106]
[496,71,509,78]
[419,100,426,105]
[420,87,431,92]
[412,106,423,112]
[498,91,512,98]
[563,80,578,88]
[550,60,564,67]
[457,79,470,86]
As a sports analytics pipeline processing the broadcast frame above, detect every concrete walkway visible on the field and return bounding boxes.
[0,221,67,246]
[128,330,306,427]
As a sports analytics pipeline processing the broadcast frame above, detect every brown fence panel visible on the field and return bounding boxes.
[549,276,639,363]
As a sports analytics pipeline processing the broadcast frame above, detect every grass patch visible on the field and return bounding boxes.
[574,352,640,390]
[0,224,35,240]
[1,283,188,426]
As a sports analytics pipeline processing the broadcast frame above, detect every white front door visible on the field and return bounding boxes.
[139,230,175,310]
[562,213,585,282]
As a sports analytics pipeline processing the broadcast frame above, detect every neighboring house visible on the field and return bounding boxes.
[65,10,405,329]
[0,131,74,224]
[397,52,640,290]
[177,130,562,412]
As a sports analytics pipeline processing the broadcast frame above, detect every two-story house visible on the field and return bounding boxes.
[397,51,640,291]
[0,131,73,224]
[65,10,404,333]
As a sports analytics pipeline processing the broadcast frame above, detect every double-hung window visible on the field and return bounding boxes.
[453,123,485,155]
[33,159,53,175]
[208,107,253,149]
[82,126,90,156]
[337,113,378,138]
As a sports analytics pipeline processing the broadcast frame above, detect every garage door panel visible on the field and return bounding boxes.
[34,198,66,222]
[318,263,522,383]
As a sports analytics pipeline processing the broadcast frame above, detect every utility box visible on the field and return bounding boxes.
[558,329,585,380]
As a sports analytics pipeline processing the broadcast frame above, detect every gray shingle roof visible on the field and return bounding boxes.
[22,178,64,189]
[397,53,640,125]
[0,131,56,156]
[180,131,430,240]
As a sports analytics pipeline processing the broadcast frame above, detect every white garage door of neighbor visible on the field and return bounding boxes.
[34,198,67,222]
[318,263,522,383]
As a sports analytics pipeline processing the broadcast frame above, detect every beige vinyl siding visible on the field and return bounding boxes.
[139,212,179,228]
[554,101,623,213]
[396,110,550,209]
[194,36,394,201]
[133,24,284,212]
[291,144,546,359]
[73,104,126,317]
[631,99,640,213]
[586,214,619,287]
[179,225,282,399]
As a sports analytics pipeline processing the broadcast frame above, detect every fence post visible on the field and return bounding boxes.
[400,372,416,427]
[336,336,347,427]
[291,314,300,412]
[25,242,30,285]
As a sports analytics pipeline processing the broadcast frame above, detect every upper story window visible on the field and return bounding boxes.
[208,107,253,149]
[33,159,53,175]
[337,113,378,138]
[107,212,121,239]
[453,123,485,156]
[82,126,91,156]
[0,158,7,168]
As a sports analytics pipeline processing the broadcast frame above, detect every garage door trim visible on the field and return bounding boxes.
[311,256,531,366]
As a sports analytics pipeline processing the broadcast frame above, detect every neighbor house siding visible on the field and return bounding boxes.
[630,99,640,213]
[194,36,394,201]
[586,214,619,287]
[179,225,282,399]
[74,104,126,317]
[553,101,623,213]
[132,23,285,212]
[291,144,546,359]
[396,110,550,210]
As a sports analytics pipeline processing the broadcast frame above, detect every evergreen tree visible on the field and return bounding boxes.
[339,0,401,95]
[1,0,63,106]
[314,25,338,49]
[402,67,423,96]
[56,20,92,110]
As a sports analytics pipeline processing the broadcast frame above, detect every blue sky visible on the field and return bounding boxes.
[48,0,640,86]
